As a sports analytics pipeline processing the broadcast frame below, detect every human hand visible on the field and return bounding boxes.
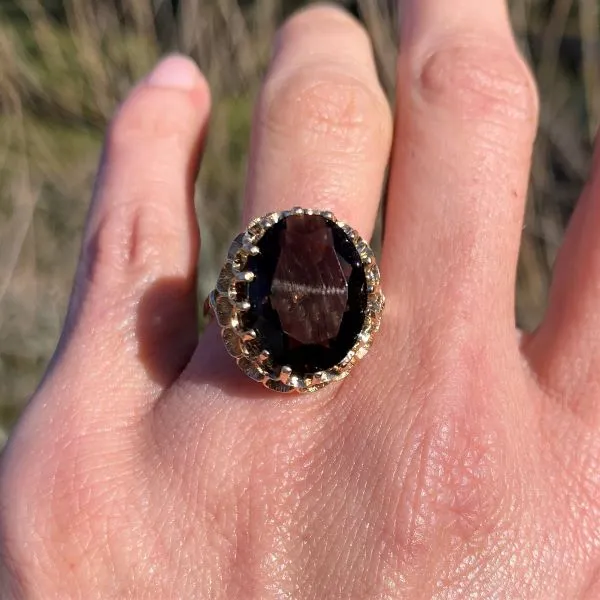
[2,2,600,598]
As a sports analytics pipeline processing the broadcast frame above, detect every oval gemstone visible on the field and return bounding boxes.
[242,214,367,376]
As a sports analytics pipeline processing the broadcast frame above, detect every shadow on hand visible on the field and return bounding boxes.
[136,276,199,387]
[185,323,277,402]
[137,277,271,401]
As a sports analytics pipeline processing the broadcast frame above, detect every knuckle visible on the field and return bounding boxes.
[85,204,150,282]
[415,40,538,125]
[87,90,200,292]
[107,87,196,152]
[387,344,517,555]
[83,194,177,288]
[261,66,391,153]
[391,401,517,567]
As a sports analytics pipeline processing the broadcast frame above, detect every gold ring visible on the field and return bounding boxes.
[205,208,384,393]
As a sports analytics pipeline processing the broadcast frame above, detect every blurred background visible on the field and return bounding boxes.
[0,0,597,445]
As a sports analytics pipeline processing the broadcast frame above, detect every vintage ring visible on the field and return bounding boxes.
[204,207,384,393]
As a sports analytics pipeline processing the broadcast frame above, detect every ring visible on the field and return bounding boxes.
[205,207,384,393]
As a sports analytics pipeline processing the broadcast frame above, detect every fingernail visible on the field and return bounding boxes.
[147,55,201,90]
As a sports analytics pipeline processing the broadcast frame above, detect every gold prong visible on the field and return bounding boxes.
[309,371,328,386]
[239,329,257,341]
[232,246,258,273]
[235,271,255,282]
[239,241,259,256]
[265,379,295,393]
[358,330,372,345]
[230,299,250,311]
[279,366,292,384]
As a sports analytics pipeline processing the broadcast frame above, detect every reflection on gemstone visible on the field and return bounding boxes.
[271,215,352,344]
[242,214,367,377]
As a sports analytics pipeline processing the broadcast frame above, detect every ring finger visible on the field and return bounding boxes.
[174,4,392,401]
[243,5,392,235]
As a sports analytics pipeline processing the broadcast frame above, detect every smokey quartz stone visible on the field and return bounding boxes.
[241,214,367,376]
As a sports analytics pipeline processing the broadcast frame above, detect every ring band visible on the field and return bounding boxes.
[205,207,384,393]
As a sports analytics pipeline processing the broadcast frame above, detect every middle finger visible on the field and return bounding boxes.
[164,4,392,408]
[243,4,392,238]
[384,0,538,339]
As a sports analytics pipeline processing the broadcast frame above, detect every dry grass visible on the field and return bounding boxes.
[0,0,596,444]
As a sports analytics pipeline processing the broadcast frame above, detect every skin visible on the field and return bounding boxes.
[1,1,600,598]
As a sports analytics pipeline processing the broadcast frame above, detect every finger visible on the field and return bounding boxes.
[167,4,391,407]
[243,4,392,238]
[40,55,210,419]
[524,144,600,415]
[384,0,538,339]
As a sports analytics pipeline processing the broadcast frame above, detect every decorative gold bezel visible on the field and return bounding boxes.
[207,207,384,393]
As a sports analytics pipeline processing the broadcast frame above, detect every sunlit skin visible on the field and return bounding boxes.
[3,2,600,598]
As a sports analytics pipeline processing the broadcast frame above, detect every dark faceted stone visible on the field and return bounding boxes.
[242,214,367,376]
[271,216,352,344]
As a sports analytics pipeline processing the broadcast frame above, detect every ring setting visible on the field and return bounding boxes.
[206,208,384,393]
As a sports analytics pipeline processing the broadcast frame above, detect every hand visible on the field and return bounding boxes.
[2,2,600,598]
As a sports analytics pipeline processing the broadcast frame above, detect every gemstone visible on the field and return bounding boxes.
[241,214,367,377]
